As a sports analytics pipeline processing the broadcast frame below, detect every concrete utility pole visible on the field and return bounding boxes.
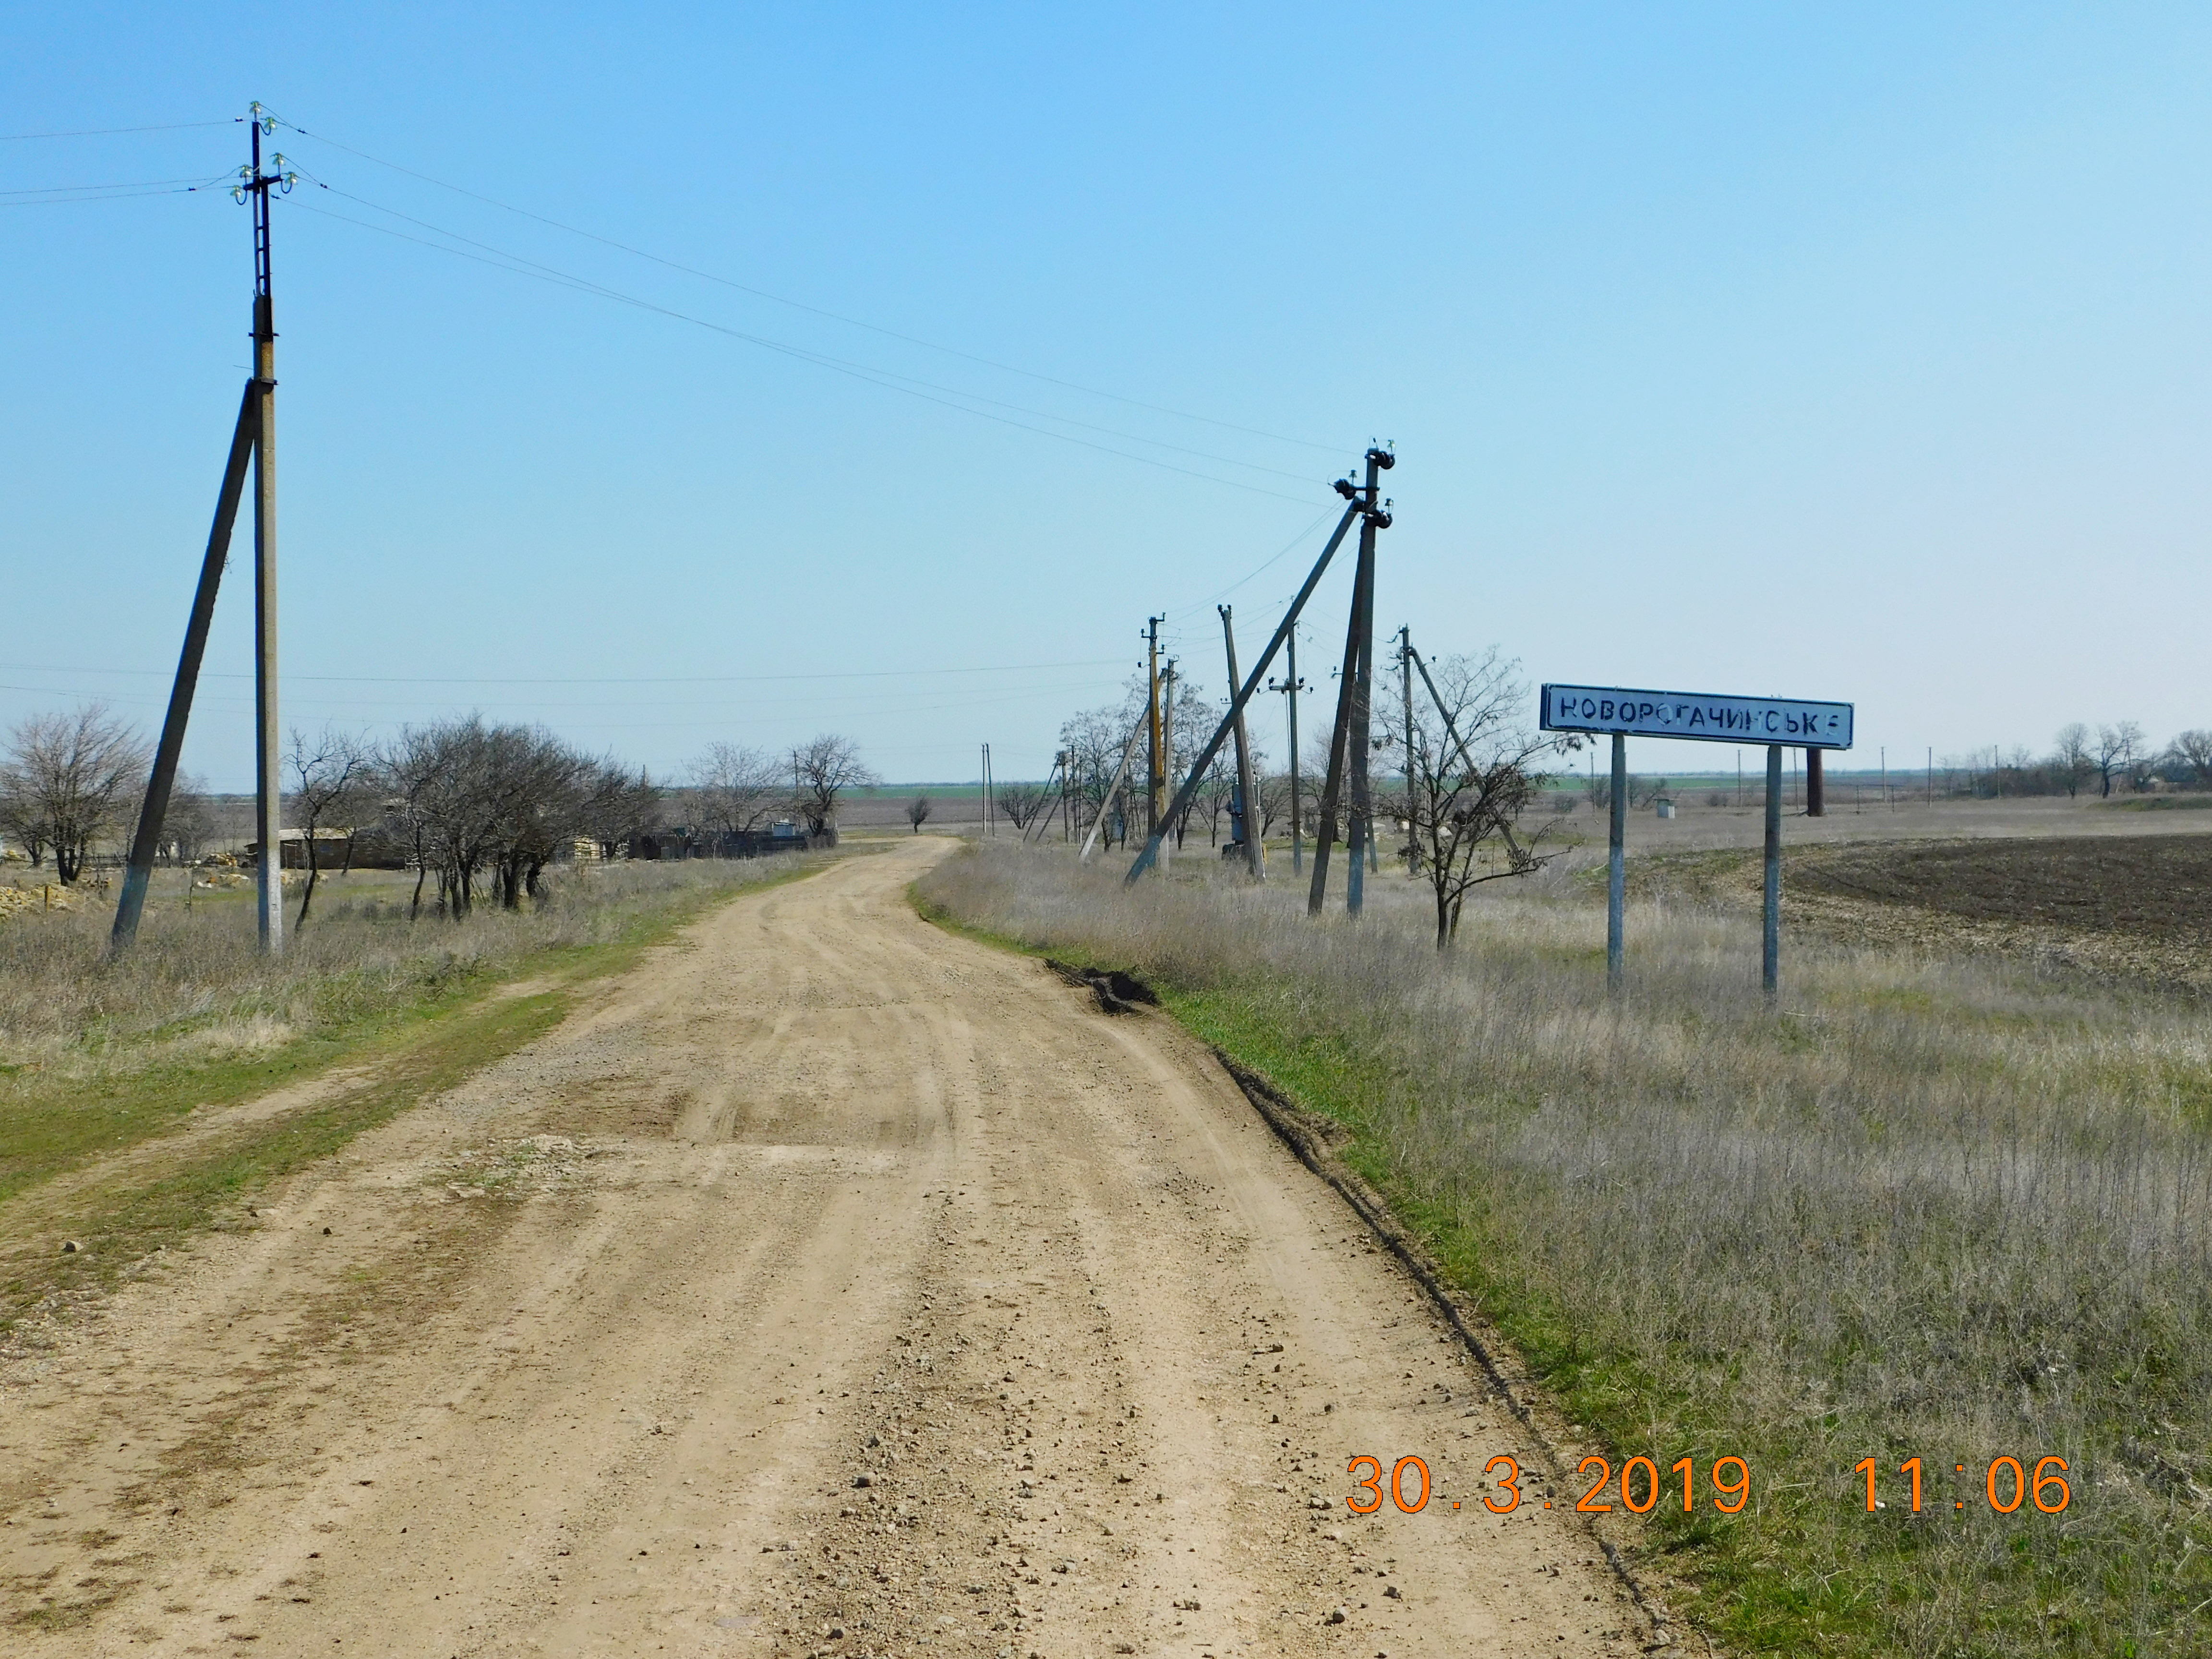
[1159,660,1176,870]
[1398,625,1416,875]
[1269,636,1306,875]
[1343,490,1379,914]
[981,743,993,836]
[1219,606,1262,879]
[247,105,287,954]
[1305,447,1393,917]
[1145,616,1164,840]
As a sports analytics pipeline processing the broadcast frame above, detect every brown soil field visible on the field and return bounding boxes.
[1791,833,2212,940]
[1635,830,2212,991]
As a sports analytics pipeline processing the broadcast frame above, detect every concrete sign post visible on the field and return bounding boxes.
[1541,683,1854,998]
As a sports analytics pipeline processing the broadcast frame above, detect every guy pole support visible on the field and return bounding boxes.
[1080,719,1145,860]
[109,384,259,955]
[1125,471,1372,885]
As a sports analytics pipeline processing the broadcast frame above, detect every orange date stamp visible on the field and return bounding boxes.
[1344,1453,1752,1516]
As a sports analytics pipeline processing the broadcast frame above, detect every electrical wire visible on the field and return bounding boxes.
[288,195,1331,505]
[0,173,235,206]
[262,111,1345,456]
[0,176,230,196]
[0,118,240,142]
[297,176,1324,487]
[0,657,1132,685]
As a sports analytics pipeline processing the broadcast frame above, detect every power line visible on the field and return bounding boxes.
[0,118,240,142]
[296,176,1322,487]
[0,175,232,196]
[262,110,1345,456]
[0,174,236,206]
[0,656,1131,685]
[289,194,1330,505]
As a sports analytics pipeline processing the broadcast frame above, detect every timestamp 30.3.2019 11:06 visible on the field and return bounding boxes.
[1345,1454,2073,1517]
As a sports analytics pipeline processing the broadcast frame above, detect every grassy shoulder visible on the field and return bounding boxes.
[0,856,827,1331]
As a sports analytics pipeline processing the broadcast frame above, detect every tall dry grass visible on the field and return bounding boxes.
[0,858,802,1079]
[919,841,2212,1656]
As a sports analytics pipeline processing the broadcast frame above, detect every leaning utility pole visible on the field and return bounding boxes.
[1219,606,1262,879]
[1268,635,1306,874]
[110,106,292,958]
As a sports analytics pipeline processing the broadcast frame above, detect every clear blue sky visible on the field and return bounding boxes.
[6,3,2209,787]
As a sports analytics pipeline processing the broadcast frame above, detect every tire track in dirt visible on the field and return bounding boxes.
[0,840,1649,1657]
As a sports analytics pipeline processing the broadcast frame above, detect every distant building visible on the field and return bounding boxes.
[243,827,410,870]
[626,820,813,860]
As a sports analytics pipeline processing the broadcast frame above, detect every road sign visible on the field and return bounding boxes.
[1540,685,1853,750]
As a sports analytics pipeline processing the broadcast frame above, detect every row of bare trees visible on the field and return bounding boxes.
[0,705,884,927]
[1943,722,2212,800]
[684,735,878,843]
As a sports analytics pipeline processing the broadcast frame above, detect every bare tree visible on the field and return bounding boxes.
[2095,721,2144,798]
[159,772,216,866]
[2053,723,2093,799]
[0,703,150,884]
[1060,706,1136,845]
[790,735,877,845]
[1254,770,1292,839]
[1402,649,1563,949]
[578,761,659,862]
[995,781,1048,832]
[689,742,783,839]
[2168,729,2212,791]
[905,795,932,834]
[285,727,372,926]
[379,724,450,918]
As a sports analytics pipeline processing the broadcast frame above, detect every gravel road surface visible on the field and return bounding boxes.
[0,839,1644,1657]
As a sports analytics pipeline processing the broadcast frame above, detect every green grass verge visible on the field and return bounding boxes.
[0,859,826,1330]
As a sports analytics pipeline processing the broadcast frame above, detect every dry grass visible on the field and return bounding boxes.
[917,841,2212,1656]
[0,859,801,1081]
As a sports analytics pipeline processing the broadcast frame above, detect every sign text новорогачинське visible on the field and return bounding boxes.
[1539,685,1853,749]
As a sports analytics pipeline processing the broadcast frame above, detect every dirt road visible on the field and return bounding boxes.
[0,840,1644,1657]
